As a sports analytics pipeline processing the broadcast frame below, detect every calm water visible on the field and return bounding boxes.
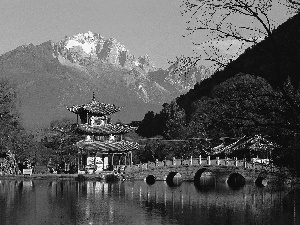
[0,179,299,225]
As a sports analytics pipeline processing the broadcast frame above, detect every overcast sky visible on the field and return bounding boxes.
[0,0,196,69]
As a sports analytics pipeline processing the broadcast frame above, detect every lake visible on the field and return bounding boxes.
[0,179,299,225]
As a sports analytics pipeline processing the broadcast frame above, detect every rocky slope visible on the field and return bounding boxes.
[0,31,208,129]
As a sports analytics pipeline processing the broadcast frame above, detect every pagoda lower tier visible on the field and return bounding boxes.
[77,123,137,135]
[76,140,139,153]
[76,139,139,174]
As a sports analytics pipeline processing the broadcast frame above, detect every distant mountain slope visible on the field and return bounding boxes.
[0,31,208,129]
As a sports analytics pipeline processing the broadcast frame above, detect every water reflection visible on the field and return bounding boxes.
[166,172,183,187]
[227,173,246,190]
[0,179,298,225]
[194,171,216,190]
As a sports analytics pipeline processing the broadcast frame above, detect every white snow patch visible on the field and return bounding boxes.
[65,39,96,54]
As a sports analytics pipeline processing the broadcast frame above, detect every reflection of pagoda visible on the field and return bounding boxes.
[66,94,139,174]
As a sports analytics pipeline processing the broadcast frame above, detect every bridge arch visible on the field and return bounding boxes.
[227,173,245,189]
[145,175,156,185]
[194,168,216,189]
[166,172,183,187]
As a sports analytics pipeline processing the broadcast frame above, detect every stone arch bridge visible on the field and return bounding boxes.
[124,157,289,187]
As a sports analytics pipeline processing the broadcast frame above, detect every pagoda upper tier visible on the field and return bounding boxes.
[66,98,121,117]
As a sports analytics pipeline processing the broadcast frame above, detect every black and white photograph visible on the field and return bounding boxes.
[0,0,299,224]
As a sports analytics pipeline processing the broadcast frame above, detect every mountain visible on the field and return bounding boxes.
[0,31,207,129]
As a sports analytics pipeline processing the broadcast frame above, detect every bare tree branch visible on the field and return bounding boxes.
[288,0,300,6]
[180,0,284,70]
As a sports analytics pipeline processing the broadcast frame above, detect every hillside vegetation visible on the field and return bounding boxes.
[136,12,300,174]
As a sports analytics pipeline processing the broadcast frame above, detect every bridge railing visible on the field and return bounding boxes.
[126,156,283,174]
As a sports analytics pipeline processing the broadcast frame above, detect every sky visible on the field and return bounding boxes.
[0,0,294,70]
[0,0,195,69]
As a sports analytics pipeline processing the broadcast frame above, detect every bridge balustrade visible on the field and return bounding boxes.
[156,161,164,167]
[127,156,280,173]
[164,160,173,166]
[192,159,199,165]
[182,159,190,165]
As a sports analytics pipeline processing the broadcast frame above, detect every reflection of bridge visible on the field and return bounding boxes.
[125,157,290,188]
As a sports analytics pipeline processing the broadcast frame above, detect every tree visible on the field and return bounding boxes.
[136,111,156,137]
[285,0,300,13]
[190,74,299,135]
[43,118,83,165]
[188,73,300,173]
[180,0,298,74]
[162,101,187,139]
[180,0,300,131]
[167,55,211,84]
[0,78,35,160]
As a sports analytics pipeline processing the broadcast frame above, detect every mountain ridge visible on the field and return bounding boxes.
[0,31,209,129]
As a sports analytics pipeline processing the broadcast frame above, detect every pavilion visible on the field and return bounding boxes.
[66,94,139,174]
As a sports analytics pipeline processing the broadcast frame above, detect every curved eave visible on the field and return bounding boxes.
[77,124,137,135]
[66,101,121,116]
[76,140,140,153]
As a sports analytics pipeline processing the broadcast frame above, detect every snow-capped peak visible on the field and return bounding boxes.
[64,31,103,55]
[65,39,95,54]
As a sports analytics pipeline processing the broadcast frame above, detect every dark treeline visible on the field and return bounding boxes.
[0,78,44,173]
[0,77,82,173]
[136,13,300,175]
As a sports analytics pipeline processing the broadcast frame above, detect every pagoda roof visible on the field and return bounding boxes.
[76,140,140,153]
[66,99,121,116]
[78,123,137,135]
[211,135,279,155]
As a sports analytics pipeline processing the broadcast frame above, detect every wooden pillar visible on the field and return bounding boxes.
[80,152,82,169]
[199,155,202,165]
[93,153,96,173]
[190,156,193,165]
[77,151,80,172]
[243,158,247,168]
[234,157,238,167]
[130,151,133,166]
[216,157,219,165]
[207,156,211,165]
[102,155,105,171]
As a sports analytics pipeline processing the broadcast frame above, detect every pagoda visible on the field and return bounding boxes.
[66,94,139,174]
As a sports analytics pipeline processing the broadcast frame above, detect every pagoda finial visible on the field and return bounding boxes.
[92,92,95,101]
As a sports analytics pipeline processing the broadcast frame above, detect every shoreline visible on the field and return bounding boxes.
[0,173,110,181]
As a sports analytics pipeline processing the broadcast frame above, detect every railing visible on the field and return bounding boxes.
[128,156,282,174]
